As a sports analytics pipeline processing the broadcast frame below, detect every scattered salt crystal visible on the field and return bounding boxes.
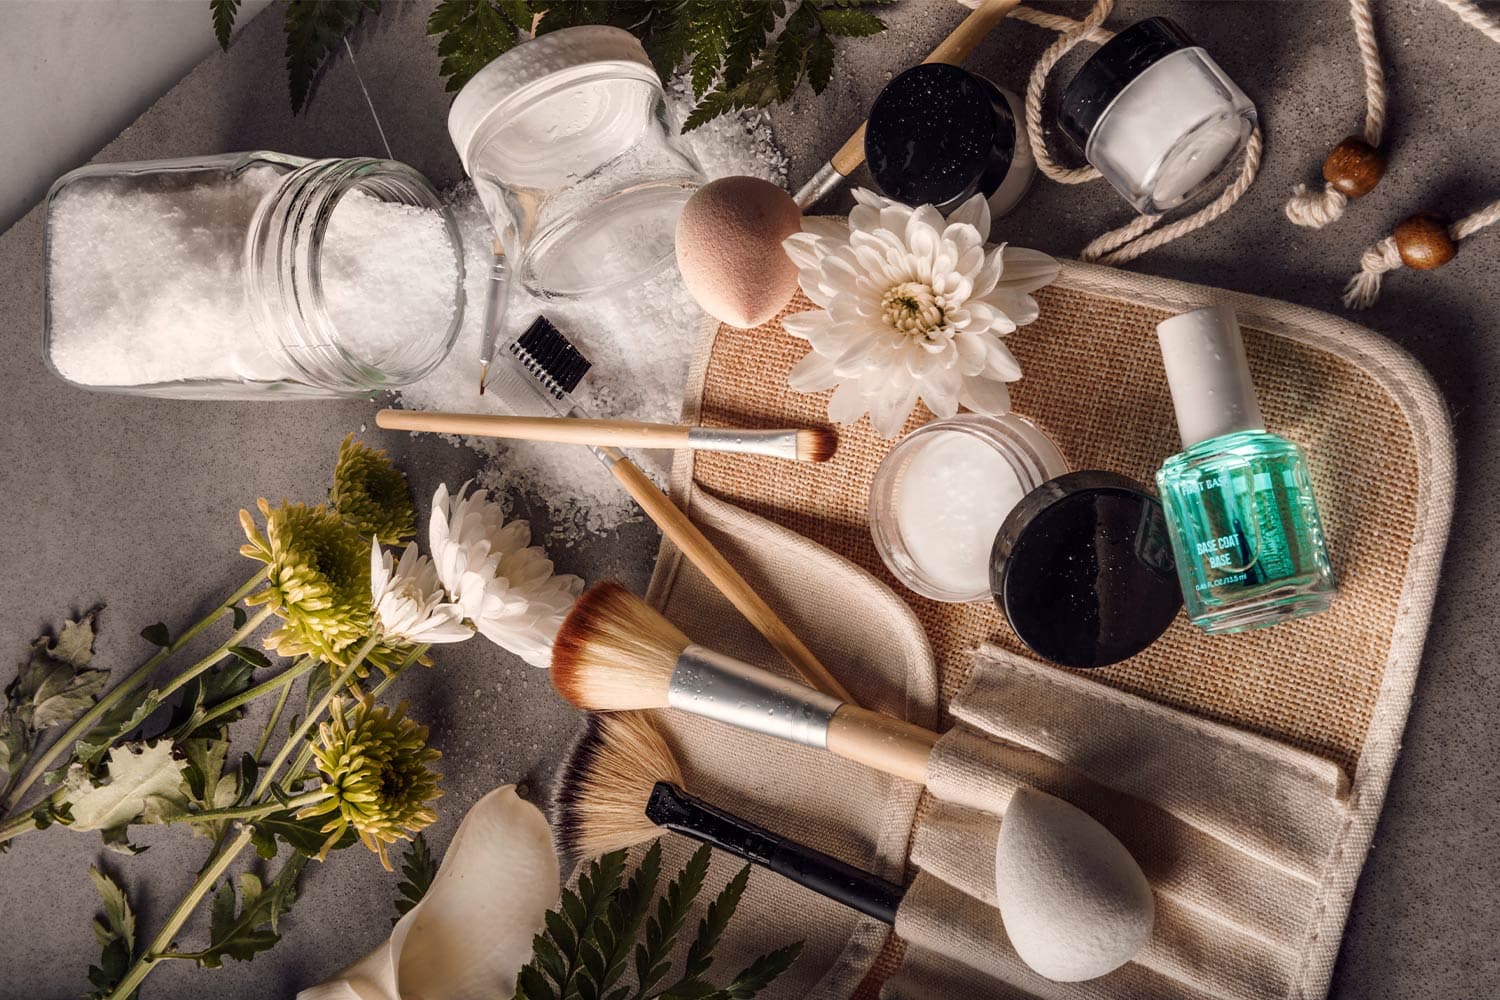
[397,82,789,545]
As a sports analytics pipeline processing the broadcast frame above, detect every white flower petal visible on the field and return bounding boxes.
[946,192,992,235]
[960,376,1013,415]
[995,247,1060,292]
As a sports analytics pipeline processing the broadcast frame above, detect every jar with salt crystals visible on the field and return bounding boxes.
[44,153,463,398]
[1059,17,1256,214]
[447,25,704,300]
[869,414,1069,603]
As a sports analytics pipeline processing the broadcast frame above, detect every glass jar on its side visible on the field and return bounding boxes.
[870,414,1069,603]
[44,153,464,399]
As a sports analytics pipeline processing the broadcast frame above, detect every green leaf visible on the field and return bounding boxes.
[717,941,803,999]
[166,659,257,741]
[391,832,437,923]
[139,622,171,648]
[55,740,191,849]
[813,5,885,37]
[191,854,307,968]
[283,0,381,114]
[229,645,271,669]
[86,865,137,998]
[426,0,529,94]
[595,841,660,996]
[634,845,710,999]
[682,865,750,983]
[231,604,249,630]
[73,688,162,771]
[249,808,355,860]
[806,31,835,94]
[211,0,241,50]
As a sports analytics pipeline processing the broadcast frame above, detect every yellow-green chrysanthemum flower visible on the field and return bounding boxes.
[330,434,415,545]
[240,498,373,662]
[299,696,442,871]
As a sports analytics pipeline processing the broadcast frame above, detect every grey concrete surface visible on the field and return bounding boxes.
[0,1,1495,997]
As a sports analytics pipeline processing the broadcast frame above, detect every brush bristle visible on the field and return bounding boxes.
[555,711,685,860]
[796,427,838,463]
[551,581,690,711]
[510,316,592,399]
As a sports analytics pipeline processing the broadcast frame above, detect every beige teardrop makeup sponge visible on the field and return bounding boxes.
[994,788,1155,982]
[675,176,803,329]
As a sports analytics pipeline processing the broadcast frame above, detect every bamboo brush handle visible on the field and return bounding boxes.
[378,409,694,450]
[825,705,939,785]
[827,0,1023,177]
[607,455,857,705]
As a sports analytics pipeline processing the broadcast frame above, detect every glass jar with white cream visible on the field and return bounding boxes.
[1059,17,1256,214]
[869,414,1068,603]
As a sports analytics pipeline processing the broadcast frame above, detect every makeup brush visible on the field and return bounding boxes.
[551,582,1157,982]
[494,317,855,704]
[557,711,905,924]
[375,410,837,463]
[793,0,1024,209]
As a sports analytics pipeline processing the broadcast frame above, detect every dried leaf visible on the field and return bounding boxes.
[56,741,191,847]
[87,866,137,998]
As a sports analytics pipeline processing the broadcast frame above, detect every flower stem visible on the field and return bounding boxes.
[0,802,48,847]
[153,606,277,703]
[254,636,379,799]
[105,828,255,1000]
[166,790,328,826]
[253,670,297,760]
[195,655,317,733]
[2,568,270,813]
[104,637,382,1000]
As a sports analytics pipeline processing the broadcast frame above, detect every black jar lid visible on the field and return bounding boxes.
[990,470,1181,668]
[1058,17,1197,153]
[865,62,1016,209]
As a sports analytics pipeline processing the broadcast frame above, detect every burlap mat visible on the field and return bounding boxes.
[637,259,1452,998]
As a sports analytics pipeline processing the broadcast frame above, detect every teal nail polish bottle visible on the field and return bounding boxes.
[1154,305,1336,634]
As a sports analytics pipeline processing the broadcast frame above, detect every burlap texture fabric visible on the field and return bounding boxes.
[630,259,1452,998]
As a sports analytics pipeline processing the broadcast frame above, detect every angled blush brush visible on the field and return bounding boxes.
[556,711,904,924]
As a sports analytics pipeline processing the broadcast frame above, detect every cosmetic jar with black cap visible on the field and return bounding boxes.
[1059,17,1256,214]
[865,62,1036,222]
[990,471,1183,668]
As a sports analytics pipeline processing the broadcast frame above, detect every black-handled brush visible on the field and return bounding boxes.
[557,711,905,925]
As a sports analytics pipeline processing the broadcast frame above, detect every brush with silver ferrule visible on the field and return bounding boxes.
[503,319,854,704]
[549,581,1157,983]
[556,711,905,925]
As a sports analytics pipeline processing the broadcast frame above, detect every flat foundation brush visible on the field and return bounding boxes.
[557,711,904,924]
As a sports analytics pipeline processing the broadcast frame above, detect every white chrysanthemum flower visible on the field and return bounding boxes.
[370,540,474,645]
[781,189,1059,438]
[429,483,584,668]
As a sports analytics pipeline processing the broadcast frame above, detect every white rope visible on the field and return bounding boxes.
[1020,0,1114,186]
[1342,2,1500,307]
[1284,0,1385,228]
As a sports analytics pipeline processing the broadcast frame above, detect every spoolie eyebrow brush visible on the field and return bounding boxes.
[556,711,904,925]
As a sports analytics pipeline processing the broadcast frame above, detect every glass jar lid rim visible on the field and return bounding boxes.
[448,25,657,174]
[1057,16,1198,152]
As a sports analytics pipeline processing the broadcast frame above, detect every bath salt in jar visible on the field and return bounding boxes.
[869,414,1069,603]
[44,153,464,398]
[447,25,704,301]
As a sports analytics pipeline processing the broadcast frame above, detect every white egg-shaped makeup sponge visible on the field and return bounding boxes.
[994,787,1154,982]
[675,176,802,329]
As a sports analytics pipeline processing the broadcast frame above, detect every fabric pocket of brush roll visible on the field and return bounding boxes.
[639,488,940,997]
[883,647,1353,1000]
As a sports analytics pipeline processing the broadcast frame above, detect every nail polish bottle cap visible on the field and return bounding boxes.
[1157,304,1265,449]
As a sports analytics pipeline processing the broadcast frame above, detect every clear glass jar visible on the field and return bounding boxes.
[448,25,704,301]
[869,414,1069,603]
[44,152,464,399]
[1059,18,1256,214]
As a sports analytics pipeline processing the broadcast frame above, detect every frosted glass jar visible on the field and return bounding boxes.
[1059,18,1256,214]
[44,153,464,399]
[447,26,704,300]
[869,414,1069,603]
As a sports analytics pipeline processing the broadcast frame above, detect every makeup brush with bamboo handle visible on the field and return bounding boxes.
[793,0,1024,209]
[550,582,1156,981]
[558,711,906,924]
[375,409,837,463]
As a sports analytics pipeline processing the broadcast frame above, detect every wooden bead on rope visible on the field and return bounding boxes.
[1322,136,1386,198]
[1393,213,1456,269]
